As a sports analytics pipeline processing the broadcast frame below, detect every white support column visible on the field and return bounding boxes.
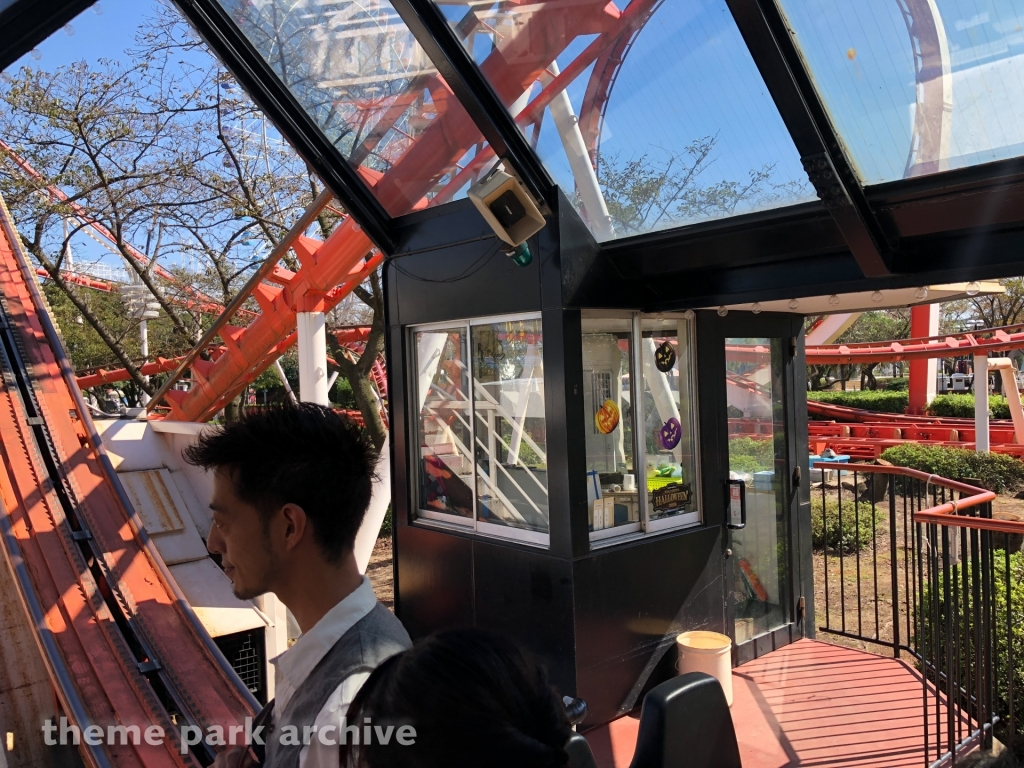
[539,64,615,240]
[974,354,989,453]
[297,311,329,405]
[139,319,150,406]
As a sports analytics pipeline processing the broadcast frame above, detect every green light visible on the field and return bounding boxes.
[509,242,532,267]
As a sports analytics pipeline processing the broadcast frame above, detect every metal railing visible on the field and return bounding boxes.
[813,462,1022,766]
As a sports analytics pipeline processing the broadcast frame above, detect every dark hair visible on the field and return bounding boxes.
[183,402,378,561]
[343,628,571,768]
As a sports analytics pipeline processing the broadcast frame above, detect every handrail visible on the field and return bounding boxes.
[812,462,1014,531]
[145,187,335,412]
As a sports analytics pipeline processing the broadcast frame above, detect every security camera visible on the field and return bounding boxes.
[468,163,546,266]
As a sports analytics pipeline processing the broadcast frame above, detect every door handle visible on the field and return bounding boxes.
[726,479,746,529]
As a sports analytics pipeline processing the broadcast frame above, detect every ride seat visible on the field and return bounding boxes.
[628,672,742,768]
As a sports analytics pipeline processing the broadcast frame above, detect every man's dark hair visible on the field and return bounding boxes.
[183,403,379,561]
[343,628,571,768]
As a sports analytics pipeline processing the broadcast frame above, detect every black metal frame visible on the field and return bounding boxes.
[724,0,893,278]
[389,0,558,211]
[0,0,96,72]
[701,312,809,665]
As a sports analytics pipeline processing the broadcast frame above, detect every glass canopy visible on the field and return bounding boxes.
[214,0,493,217]
[777,0,1024,184]
[437,0,816,241]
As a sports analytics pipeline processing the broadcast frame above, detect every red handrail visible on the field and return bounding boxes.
[811,462,1024,533]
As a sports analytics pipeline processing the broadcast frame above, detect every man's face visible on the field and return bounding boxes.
[206,469,276,600]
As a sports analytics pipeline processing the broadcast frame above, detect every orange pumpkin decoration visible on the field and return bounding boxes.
[595,399,620,434]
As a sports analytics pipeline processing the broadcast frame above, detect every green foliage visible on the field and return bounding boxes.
[810,497,882,552]
[595,142,810,236]
[880,444,1024,493]
[378,506,392,538]
[330,375,358,409]
[918,552,1024,739]
[927,393,1011,419]
[807,389,908,413]
[883,378,909,391]
[729,437,774,475]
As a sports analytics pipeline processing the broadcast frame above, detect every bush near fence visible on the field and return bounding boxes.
[880,444,1024,494]
[810,497,882,552]
[807,390,908,413]
[927,393,1011,419]
[918,551,1024,742]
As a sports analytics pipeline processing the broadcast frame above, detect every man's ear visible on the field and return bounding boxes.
[278,503,309,551]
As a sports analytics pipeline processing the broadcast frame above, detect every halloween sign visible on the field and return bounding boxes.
[651,482,692,514]
[659,417,682,449]
[595,399,620,434]
[654,341,676,372]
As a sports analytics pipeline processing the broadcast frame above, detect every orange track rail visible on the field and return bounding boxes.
[0,194,254,768]
[141,0,653,422]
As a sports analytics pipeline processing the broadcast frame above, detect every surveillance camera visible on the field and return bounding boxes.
[468,163,546,265]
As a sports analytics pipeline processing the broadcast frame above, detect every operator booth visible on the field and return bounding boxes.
[386,192,810,725]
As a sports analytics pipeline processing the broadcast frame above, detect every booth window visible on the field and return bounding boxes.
[411,315,549,547]
[413,326,474,522]
[582,318,639,540]
[584,314,700,543]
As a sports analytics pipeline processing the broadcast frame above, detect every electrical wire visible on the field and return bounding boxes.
[388,240,504,283]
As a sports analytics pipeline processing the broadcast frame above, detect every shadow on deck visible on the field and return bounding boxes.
[584,638,940,768]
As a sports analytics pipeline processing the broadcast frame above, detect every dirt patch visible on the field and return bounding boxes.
[367,537,394,610]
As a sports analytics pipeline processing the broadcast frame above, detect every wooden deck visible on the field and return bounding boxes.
[583,638,941,768]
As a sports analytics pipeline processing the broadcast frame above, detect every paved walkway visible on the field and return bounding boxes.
[584,638,943,768]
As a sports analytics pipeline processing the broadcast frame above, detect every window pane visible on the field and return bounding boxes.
[413,327,474,521]
[725,338,789,641]
[471,319,549,535]
[436,0,814,240]
[777,0,1024,183]
[215,0,492,215]
[641,318,699,524]
[582,319,637,534]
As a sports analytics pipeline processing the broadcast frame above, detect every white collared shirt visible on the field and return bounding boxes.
[270,576,378,768]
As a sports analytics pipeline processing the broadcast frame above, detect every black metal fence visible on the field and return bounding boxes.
[813,463,1020,767]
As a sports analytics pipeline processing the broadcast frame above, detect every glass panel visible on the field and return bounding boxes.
[215,0,493,215]
[413,326,474,521]
[777,0,1024,183]
[582,318,637,534]
[471,319,549,535]
[725,338,789,643]
[640,318,699,525]
[436,0,814,240]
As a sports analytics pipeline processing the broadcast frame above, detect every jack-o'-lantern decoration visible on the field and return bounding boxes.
[654,341,676,372]
[595,399,620,434]
[659,417,682,449]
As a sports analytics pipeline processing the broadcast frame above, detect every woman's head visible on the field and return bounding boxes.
[343,628,572,768]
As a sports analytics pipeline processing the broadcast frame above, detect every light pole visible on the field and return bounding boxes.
[120,282,161,406]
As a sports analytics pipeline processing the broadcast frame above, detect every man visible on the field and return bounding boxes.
[185,403,410,768]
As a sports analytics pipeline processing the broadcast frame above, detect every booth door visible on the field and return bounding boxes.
[701,312,807,664]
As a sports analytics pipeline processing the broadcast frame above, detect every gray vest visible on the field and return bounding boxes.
[262,603,411,768]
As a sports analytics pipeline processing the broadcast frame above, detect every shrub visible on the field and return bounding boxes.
[927,393,1011,419]
[880,443,1024,494]
[728,436,774,475]
[883,378,909,391]
[807,389,908,413]
[378,506,393,538]
[810,497,882,552]
[919,552,1024,740]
